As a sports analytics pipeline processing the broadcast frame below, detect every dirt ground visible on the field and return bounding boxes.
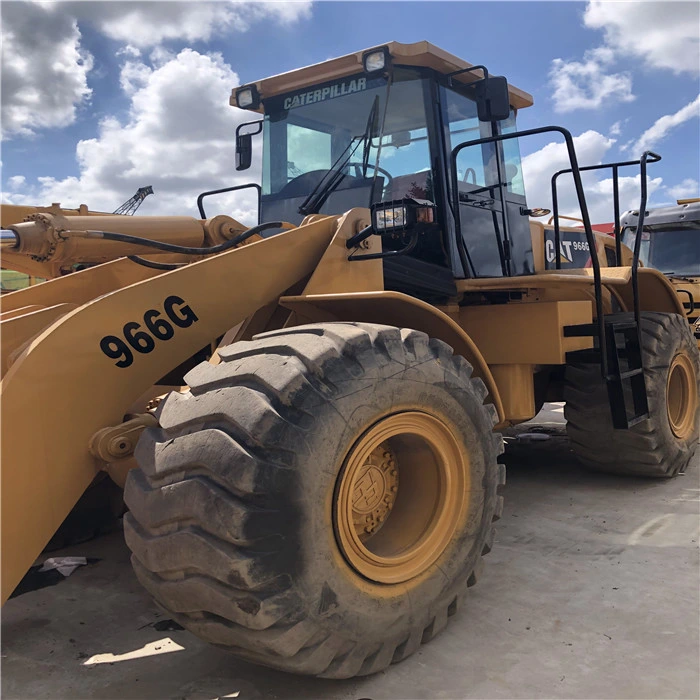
[2,404,699,700]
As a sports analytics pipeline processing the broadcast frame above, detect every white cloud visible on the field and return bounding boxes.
[549,49,635,113]
[624,95,700,156]
[119,59,152,96]
[666,178,699,201]
[522,130,663,223]
[1,2,94,137]
[4,50,262,225]
[548,1,698,120]
[2,1,312,140]
[585,0,700,76]
[116,45,141,59]
[7,175,26,190]
[66,1,312,49]
[609,120,627,137]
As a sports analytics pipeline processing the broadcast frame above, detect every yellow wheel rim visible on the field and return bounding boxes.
[667,353,698,440]
[335,411,469,584]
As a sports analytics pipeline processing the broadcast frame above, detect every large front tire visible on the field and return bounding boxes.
[124,323,504,678]
[565,312,699,477]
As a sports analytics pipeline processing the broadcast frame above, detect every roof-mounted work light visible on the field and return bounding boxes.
[235,85,260,110]
[363,46,391,74]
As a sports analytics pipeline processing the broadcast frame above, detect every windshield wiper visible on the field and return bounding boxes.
[298,96,379,216]
[665,272,699,282]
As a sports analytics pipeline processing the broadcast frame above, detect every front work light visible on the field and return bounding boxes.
[363,47,391,74]
[235,85,260,110]
[372,198,436,232]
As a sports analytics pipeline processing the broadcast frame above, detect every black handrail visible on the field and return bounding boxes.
[451,125,608,379]
[446,65,489,87]
[550,153,661,269]
[631,152,659,336]
[196,183,262,222]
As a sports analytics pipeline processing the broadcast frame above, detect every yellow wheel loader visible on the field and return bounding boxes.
[2,41,698,678]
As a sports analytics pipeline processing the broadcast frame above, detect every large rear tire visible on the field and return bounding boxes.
[124,322,504,678]
[565,312,699,477]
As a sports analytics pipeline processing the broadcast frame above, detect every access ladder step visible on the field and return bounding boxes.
[566,316,650,430]
[564,320,639,337]
[608,368,644,381]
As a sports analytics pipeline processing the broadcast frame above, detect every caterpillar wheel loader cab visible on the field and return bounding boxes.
[2,41,698,679]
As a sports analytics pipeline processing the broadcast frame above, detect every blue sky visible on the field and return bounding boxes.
[2,1,698,223]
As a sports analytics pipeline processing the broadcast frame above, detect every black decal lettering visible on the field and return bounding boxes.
[164,295,199,328]
[144,309,175,341]
[100,335,134,368]
[124,321,156,354]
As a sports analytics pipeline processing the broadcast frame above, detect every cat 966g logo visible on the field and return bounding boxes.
[544,230,592,268]
[99,295,198,368]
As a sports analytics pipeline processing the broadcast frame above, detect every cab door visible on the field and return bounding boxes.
[442,86,533,278]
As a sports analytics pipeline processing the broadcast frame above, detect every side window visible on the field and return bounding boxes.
[499,113,526,197]
[442,87,496,190]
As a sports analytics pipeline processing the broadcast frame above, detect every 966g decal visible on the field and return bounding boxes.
[99,295,198,368]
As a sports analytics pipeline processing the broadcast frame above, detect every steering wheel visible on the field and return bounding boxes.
[346,162,394,189]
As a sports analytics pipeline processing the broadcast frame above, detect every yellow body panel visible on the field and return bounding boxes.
[490,364,536,422]
[1,303,77,377]
[458,301,592,365]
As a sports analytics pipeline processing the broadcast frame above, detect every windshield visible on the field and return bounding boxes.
[621,223,700,276]
[260,69,434,225]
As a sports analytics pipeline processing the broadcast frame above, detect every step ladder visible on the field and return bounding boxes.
[565,318,649,429]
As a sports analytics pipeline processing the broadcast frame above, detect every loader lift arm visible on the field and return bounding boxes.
[0,215,339,602]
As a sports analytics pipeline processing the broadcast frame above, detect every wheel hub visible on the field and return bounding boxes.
[351,446,399,540]
[335,411,469,585]
[667,352,698,440]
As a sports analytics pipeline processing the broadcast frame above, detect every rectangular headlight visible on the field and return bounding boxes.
[363,47,390,74]
[371,197,436,235]
[375,205,407,230]
[236,85,260,109]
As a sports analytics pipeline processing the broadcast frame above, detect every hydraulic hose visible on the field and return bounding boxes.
[126,256,188,270]
[66,221,286,256]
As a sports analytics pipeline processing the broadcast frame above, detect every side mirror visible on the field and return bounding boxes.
[475,75,511,122]
[236,132,252,171]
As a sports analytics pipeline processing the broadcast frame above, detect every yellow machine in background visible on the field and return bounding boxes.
[2,41,698,679]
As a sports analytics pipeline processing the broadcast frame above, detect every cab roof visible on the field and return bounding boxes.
[230,40,534,112]
[621,200,700,228]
